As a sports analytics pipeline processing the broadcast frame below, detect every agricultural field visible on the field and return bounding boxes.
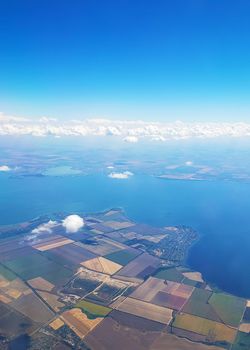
[232,331,250,350]
[116,253,161,280]
[44,243,97,269]
[85,310,166,350]
[75,300,112,319]
[131,277,194,310]
[209,293,246,327]
[116,297,173,324]
[182,288,221,322]
[173,313,237,344]
[105,248,141,265]
[81,256,122,275]
[0,209,249,350]
[77,236,126,256]
[61,308,103,339]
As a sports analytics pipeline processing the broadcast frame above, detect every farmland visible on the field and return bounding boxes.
[0,208,249,349]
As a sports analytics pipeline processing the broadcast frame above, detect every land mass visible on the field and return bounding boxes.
[0,209,249,350]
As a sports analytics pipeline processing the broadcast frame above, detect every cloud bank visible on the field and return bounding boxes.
[62,214,84,233]
[0,165,11,172]
[1,112,250,141]
[108,171,134,179]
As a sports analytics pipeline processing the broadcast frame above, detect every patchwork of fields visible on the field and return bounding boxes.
[0,208,249,350]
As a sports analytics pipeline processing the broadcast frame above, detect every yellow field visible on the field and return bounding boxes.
[173,313,237,343]
[28,277,55,291]
[116,297,173,325]
[34,237,74,251]
[49,318,64,330]
[61,308,103,339]
[81,257,122,275]
[182,271,204,283]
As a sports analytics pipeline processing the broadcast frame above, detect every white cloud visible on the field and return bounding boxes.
[31,220,58,235]
[1,112,250,140]
[0,165,11,172]
[123,136,138,143]
[185,161,193,166]
[62,214,84,233]
[108,171,134,179]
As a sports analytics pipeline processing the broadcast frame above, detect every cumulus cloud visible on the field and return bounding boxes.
[0,165,11,172]
[31,220,58,235]
[1,112,250,140]
[62,215,84,233]
[108,171,134,179]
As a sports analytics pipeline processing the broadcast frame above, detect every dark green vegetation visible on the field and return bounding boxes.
[209,293,246,327]
[154,267,184,282]
[75,300,111,319]
[232,331,250,350]
[105,249,139,266]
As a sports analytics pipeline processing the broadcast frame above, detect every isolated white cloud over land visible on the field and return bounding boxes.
[62,214,84,233]
[1,112,250,141]
[0,165,11,172]
[108,171,134,179]
[31,220,58,235]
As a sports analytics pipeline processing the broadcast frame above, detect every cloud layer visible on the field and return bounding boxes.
[62,214,84,233]
[108,171,134,179]
[1,112,250,141]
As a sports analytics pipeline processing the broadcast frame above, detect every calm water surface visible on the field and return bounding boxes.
[1,173,250,298]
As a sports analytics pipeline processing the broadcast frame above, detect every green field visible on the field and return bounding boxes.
[173,313,237,343]
[75,300,111,319]
[209,293,246,327]
[3,252,72,284]
[232,331,250,350]
[154,267,183,282]
[183,288,220,322]
[105,249,139,265]
[0,264,16,281]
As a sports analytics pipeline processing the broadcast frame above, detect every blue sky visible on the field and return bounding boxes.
[0,0,250,121]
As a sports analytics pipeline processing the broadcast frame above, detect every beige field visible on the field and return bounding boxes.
[0,293,11,304]
[28,277,55,291]
[34,237,74,251]
[38,291,65,312]
[239,323,250,333]
[61,308,103,339]
[81,257,122,275]
[49,318,65,330]
[6,288,22,299]
[182,271,204,283]
[116,297,173,325]
[173,313,237,343]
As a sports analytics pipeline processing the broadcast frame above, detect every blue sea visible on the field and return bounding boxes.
[1,172,250,298]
